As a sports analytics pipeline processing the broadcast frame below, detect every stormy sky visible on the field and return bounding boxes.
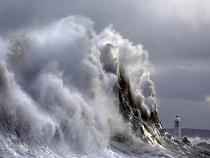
[0,0,210,130]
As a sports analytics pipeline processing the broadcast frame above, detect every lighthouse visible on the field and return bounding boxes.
[174,116,181,139]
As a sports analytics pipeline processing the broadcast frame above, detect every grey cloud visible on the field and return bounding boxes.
[0,0,36,36]
[151,66,210,101]
[0,0,130,35]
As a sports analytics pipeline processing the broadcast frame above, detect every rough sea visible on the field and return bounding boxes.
[0,16,209,158]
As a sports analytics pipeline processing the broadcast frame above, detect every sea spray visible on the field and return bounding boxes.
[0,16,209,158]
[0,16,127,157]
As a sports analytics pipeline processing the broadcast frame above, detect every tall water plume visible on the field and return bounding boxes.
[0,16,209,158]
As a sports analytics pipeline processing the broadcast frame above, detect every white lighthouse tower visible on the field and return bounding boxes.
[174,116,181,139]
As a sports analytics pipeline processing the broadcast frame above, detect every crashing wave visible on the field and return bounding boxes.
[0,16,209,158]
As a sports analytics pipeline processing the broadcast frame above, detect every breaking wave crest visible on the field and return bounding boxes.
[0,16,209,158]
